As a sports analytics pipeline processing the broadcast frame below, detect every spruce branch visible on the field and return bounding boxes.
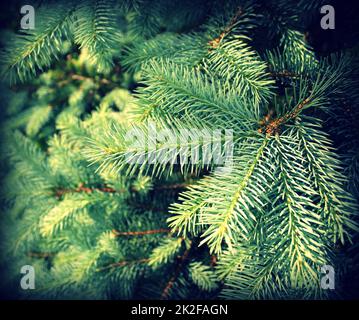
[73,0,122,72]
[169,136,271,254]
[206,37,275,113]
[0,3,75,84]
[1,0,358,300]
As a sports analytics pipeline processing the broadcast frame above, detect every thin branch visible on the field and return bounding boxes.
[58,73,113,87]
[97,258,150,272]
[112,228,171,236]
[161,244,192,300]
[155,183,189,190]
[259,97,312,135]
[208,6,243,49]
[28,252,55,258]
[55,183,122,198]
[210,255,217,267]
[270,70,301,79]
[55,182,191,198]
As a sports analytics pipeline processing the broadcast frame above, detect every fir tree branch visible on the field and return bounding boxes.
[0,4,75,83]
[73,0,122,73]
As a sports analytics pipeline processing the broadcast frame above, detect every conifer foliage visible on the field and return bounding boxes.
[0,0,359,299]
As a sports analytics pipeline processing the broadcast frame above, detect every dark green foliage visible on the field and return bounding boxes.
[0,0,358,300]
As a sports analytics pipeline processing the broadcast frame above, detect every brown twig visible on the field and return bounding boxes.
[161,244,191,300]
[259,97,312,135]
[28,252,54,259]
[210,255,217,267]
[55,182,191,198]
[270,70,301,79]
[97,258,150,272]
[58,73,112,87]
[112,228,171,237]
[55,183,121,198]
[208,6,243,49]
[155,183,189,190]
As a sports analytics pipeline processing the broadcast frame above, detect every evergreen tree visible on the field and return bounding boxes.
[0,0,358,299]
